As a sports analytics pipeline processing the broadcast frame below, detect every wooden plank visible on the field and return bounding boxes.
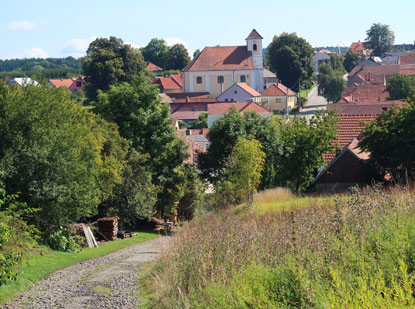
[82,224,98,248]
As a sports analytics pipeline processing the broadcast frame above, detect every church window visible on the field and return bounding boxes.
[217,76,224,83]
[253,44,257,51]
[240,75,246,82]
[196,76,202,84]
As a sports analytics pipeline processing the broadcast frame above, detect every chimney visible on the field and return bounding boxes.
[368,72,371,81]
[186,96,190,103]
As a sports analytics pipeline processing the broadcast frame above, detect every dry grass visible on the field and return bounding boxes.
[252,187,293,203]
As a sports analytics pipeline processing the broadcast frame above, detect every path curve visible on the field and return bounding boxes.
[4,236,170,309]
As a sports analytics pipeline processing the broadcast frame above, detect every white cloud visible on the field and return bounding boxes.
[8,21,39,31]
[61,36,97,56]
[125,42,145,50]
[164,37,187,47]
[23,47,48,59]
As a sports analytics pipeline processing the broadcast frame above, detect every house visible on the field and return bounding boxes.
[207,101,271,128]
[263,69,277,89]
[313,138,371,193]
[170,97,217,125]
[348,41,370,59]
[69,76,85,92]
[146,62,163,73]
[182,29,264,96]
[347,64,415,87]
[338,85,390,104]
[152,74,183,93]
[183,134,209,164]
[381,52,407,65]
[313,49,331,75]
[217,82,261,103]
[260,82,297,113]
[49,77,85,92]
[8,77,39,87]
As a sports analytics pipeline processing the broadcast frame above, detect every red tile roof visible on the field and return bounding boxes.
[183,46,253,72]
[146,62,163,72]
[170,103,208,120]
[184,135,207,164]
[399,65,415,75]
[172,97,218,104]
[166,92,210,100]
[328,102,403,115]
[340,85,389,103]
[245,29,263,40]
[347,138,370,161]
[49,79,74,88]
[208,101,271,115]
[349,42,366,52]
[235,82,261,97]
[261,82,296,97]
[399,56,415,65]
[152,76,182,90]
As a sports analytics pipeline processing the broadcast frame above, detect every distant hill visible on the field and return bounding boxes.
[0,57,82,79]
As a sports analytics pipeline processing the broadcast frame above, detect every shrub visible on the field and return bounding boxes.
[43,226,82,252]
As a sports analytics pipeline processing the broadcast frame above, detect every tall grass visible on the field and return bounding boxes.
[144,185,415,308]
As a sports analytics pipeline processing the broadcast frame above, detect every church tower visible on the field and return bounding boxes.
[246,29,264,91]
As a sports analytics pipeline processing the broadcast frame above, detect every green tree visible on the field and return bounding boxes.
[191,112,208,129]
[386,74,415,100]
[318,55,346,103]
[344,50,362,73]
[166,44,191,70]
[226,137,265,204]
[267,33,314,87]
[140,38,169,70]
[94,73,189,215]
[277,113,338,193]
[0,82,127,228]
[365,23,395,56]
[359,101,415,179]
[81,36,145,102]
[193,49,201,59]
[197,108,282,189]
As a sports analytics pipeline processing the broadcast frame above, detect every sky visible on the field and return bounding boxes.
[1,0,414,60]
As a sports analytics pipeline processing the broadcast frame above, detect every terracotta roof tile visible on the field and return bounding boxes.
[49,79,74,88]
[340,85,389,103]
[245,29,263,40]
[152,76,182,90]
[261,82,296,97]
[146,62,163,72]
[349,42,366,52]
[399,56,415,65]
[183,46,253,72]
[166,92,210,100]
[208,101,270,115]
[170,103,208,120]
[235,82,261,97]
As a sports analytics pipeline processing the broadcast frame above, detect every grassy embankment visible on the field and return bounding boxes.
[299,84,316,99]
[0,230,160,304]
[144,186,415,308]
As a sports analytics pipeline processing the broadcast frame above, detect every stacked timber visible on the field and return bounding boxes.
[97,216,118,241]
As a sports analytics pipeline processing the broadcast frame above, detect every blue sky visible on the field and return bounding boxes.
[1,0,414,60]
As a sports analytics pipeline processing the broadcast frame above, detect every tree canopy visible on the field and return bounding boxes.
[365,23,395,56]
[386,74,415,100]
[318,55,346,103]
[267,32,314,87]
[81,36,145,102]
[343,50,362,73]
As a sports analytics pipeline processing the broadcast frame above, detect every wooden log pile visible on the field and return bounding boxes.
[97,216,118,241]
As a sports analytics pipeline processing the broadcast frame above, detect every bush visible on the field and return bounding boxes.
[43,226,82,252]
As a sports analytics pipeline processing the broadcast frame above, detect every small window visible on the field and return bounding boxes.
[196,76,202,84]
[240,75,246,82]
[76,81,82,87]
[234,90,237,94]
[192,107,197,111]
[276,98,282,103]
[225,99,228,102]
[253,44,257,51]
[217,76,224,83]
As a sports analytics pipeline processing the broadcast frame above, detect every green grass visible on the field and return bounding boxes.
[299,84,315,98]
[0,230,160,304]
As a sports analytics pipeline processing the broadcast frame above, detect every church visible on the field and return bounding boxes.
[182,29,264,97]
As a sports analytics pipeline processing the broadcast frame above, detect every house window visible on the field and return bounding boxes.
[76,81,82,87]
[276,98,282,103]
[234,90,237,94]
[253,44,257,51]
[240,75,246,82]
[217,76,224,83]
[196,76,202,84]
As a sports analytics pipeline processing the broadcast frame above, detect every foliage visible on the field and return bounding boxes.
[166,44,191,71]
[94,73,189,215]
[318,55,346,102]
[193,49,201,59]
[177,163,206,221]
[191,112,208,129]
[140,38,169,70]
[386,73,415,100]
[197,108,282,189]
[226,137,265,204]
[0,57,81,72]
[144,185,415,308]
[0,67,81,80]
[81,36,146,102]
[0,190,37,286]
[267,32,314,87]
[343,49,361,73]
[99,150,157,228]
[43,226,82,252]
[277,112,338,193]
[365,23,395,56]
[359,100,415,180]
[0,81,126,229]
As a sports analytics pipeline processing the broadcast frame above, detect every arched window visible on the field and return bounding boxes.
[253,44,257,51]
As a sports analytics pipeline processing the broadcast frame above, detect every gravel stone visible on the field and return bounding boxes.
[4,236,170,309]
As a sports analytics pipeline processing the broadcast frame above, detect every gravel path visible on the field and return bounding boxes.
[4,236,170,309]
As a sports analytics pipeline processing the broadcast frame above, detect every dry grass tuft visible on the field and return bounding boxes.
[252,187,293,203]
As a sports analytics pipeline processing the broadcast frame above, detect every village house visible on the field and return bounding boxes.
[313,49,332,75]
[146,62,163,73]
[48,77,85,92]
[152,74,183,93]
[182,29,264,97]
[347,64,415,87]
[260,82,297,113]
[348,41,370,59]
[170,97,217,125]
[217,82,261,103]
[8,77,39,87]
[207,101,270,128]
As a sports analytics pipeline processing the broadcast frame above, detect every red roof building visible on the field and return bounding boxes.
[152,74,183,93]
[146,62,163,72]
[260,82,297,112]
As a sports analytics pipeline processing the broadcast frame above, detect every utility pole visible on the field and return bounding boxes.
[286,84,289,118]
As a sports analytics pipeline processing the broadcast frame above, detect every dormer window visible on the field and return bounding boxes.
[253,44,257,51]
